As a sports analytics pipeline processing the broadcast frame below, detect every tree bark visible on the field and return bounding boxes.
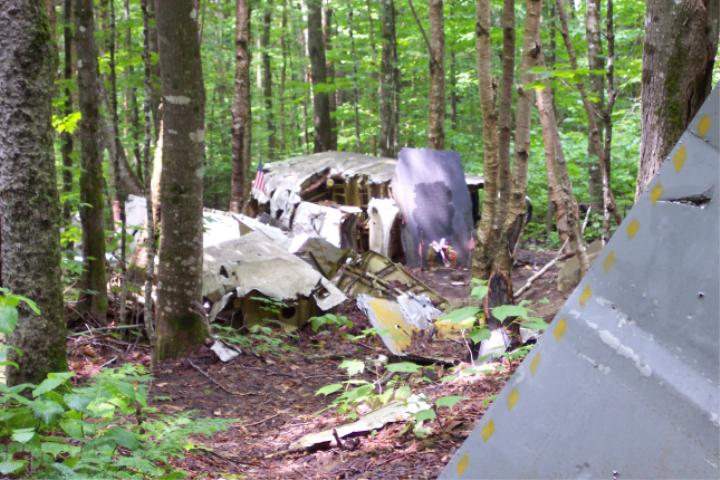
[75,0,108,321]
[279,0,289,157]
[323,2,338,150]
[0,0,68,385]
[427,0,445,149]
[535,45,589,274]
[230,0,251,212]
[154,0,208,361]
[261,0,275,160]
[637,0,719,197]
[348,5,362,150]
[308,0,332,152]
[585,0,604,212]
[379,0,400,157]
[61,0,74,222]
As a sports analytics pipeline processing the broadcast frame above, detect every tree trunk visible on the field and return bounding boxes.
[141,0,156,342]
[556,0,621,238]
[61,0,74,222]
[323,2,338,150]
[261,1,275,160]
[585,0,604,213]
[279,0,289,157]
[230,0,251,212]
[124,0,142,182]
[637,0,719,197]
[0,0,68,385]
[427,0,444,149]
[75,0,108,321]
[535,49,590,274]
[147,0,161,135]
[473,0,500,278]
[308,0,332,152]
[379,0,399,157]
[154,0,208,361]
[348,5,362,150]
[449,50,458,131]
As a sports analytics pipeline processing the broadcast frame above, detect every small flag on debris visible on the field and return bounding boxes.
[252,161,267,195]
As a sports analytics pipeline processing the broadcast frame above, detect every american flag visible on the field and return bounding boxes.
[252,161,267,196]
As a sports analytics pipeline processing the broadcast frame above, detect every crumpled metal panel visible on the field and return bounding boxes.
[391,148,474,268]
[440,85,720,479]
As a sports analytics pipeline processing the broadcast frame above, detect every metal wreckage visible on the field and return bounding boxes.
[128,147,492,359]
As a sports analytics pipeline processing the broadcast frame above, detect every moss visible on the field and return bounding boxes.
[154,313,208,361]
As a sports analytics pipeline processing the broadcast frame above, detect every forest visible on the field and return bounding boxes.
[0,0,718,478]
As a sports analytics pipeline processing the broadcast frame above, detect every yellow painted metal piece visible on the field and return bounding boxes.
[456,454,470,477]
[672,145,687,172]
[579,286,592,307]
[626,219,640,240]
[507,388,520,411]
[603,251,616,273]
[697,114,712,138]
[366,297,414,353]
[650,183,663,205]
[434,312,480,339]
[481,419,495,442]
[530,353,541,376]
[553,318,567,342]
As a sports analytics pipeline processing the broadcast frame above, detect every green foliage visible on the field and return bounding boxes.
[212,323,297,355]
[309,313,353,333]
[0,294,233,479]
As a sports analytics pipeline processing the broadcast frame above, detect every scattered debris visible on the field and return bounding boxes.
[289,394,432,452]
[210,339,241,363]
[357,295,414,355]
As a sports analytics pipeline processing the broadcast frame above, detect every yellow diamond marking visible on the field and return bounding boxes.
[602,251,616,273]
[579,285,592,307]
[530,353,541,376]
[626,219,640,239]
[553,318,567,342]
[672,145,687,172]
[507,388,520,411]
[456,454,469,477]
[481,419,495,442]
[650,183,663,205]
[697,114,712,138]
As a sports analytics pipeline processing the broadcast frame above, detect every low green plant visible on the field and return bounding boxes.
[308,313,353,333]
[0,290,233,479]
[212,323,297,355]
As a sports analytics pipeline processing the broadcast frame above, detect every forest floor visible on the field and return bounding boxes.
[67,248,567,480]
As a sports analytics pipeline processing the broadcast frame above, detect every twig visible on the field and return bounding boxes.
[100,356,118,368]
[68,324,144,338]
[581,205,592,235]
[407,0,435,66]
[188,359,258,397]
[243,412,283,428]
[332,428,345,449]
[515,239,571,298]
[199,447,261,467]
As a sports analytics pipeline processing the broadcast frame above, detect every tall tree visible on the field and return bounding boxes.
[61,0,74,222]
[379,0,400,157]
[322,1,338,150]
[307,0,333,152]
[585,0,604,213]
[0,0,68,384]
[154,0,208,360]
[427,0,445,149]
[230,0,251,212]
[75,0,108,321]
[261,0,275,160]
[637,0,719,197]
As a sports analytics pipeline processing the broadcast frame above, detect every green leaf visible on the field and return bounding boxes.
[470,285,488,301]
[103,426,140,450]
[41,441,81,457]
[385,362,422,374]
[0,306,18,335]
[343,384,374,403]
[33,372,74,397]
[491,305,529,322]
[469,327,491,344]
[339,359,365,376]
[64,392,92,412]
[11,427,35,443]
[435,395,467,409]
[414,409,437,422]
[315,383,343,396]
[520,316,548,332]
[32,399,65,424]
[59,419,84,439]
[440,306,480,324]
[0,460,26,475]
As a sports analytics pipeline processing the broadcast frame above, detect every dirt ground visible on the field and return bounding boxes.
[68,248,567,480]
